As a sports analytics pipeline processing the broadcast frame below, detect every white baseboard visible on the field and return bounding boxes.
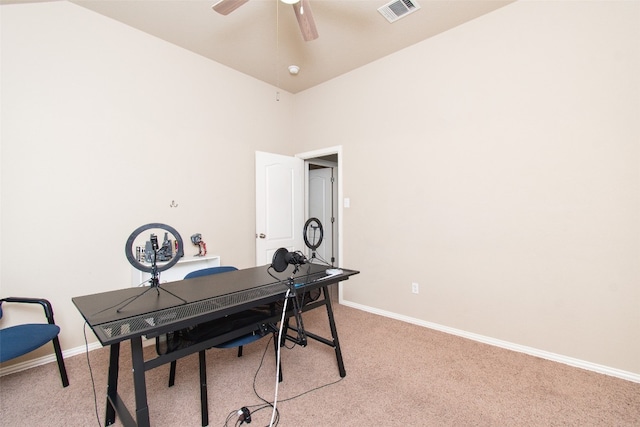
[0,340,102,378]
[5,304,639,384]
[0,337,156,378]
[340,299,640,384]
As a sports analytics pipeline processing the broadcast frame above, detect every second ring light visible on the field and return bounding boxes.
[303,217,323,250]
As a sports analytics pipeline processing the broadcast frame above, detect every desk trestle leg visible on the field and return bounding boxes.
[283,284,346,378]
[322,285,346,377]
[131,337,151,427]
[199,350,209,426]
[105,343,120,426]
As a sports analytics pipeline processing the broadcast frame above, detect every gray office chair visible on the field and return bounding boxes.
[160,266,282,427]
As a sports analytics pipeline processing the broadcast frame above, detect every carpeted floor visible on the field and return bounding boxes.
[1,303,639,426]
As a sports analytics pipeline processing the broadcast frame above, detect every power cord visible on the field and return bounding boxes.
[224,290,291,427]
[269,288,290,426]
[83,321,102,427]
[224,291,345,426]
[245,333,345,426]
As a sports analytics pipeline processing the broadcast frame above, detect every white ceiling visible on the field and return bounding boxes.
[3,0,516,93]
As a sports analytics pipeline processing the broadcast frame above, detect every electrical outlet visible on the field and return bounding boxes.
[412,282,419,294]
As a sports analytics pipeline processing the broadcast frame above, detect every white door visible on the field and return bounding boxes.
[255,151,304,266]
[308,166,336,265]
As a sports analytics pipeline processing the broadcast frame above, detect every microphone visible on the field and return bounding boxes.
[271,248,307,273]
[270,247,309,347]
[284,251,307,266]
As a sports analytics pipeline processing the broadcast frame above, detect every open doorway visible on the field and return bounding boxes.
[297,146,342,303]
[307,156,338,265]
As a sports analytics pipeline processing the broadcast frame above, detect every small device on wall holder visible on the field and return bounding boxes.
[191,233,207,257]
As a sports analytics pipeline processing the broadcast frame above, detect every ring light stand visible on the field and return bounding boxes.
[118,223,186,312]
[270,218,325,347]
[303,217,323,263]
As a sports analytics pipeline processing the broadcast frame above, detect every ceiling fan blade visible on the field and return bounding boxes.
[212,0,249,16]
[292,0,319,42]
[0,0,60,3]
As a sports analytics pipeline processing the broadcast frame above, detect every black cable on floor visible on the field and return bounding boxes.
[83,321,102,427]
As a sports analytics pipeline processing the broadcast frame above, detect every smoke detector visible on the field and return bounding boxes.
[378,0,421,23]
[288,65,300,75]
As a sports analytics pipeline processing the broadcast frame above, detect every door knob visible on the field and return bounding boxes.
[258,233,266,239]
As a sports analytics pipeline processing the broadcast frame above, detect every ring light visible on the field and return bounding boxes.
[125,223,184,273]
[303,218,323,250]
[118,223,186,312]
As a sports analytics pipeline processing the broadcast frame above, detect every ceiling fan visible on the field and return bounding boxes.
[212,0,319,41]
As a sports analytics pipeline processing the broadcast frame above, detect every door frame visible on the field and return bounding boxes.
[296,146,343,300]
[307,160,337,266]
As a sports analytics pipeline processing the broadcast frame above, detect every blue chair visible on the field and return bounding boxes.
[162,266,281,426]
[184,266,265,356]
[0,297,69,387]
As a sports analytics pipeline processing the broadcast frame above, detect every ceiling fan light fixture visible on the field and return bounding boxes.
[288,65,300,75]
[280,0,300,4]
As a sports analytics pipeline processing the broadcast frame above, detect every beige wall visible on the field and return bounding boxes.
[0,2,295,358]
[294,0,640,374]
[1,0,639,377]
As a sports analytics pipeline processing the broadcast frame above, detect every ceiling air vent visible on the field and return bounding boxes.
[378,0,421,23]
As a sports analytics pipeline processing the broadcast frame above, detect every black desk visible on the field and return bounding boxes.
[73,263,359,427]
